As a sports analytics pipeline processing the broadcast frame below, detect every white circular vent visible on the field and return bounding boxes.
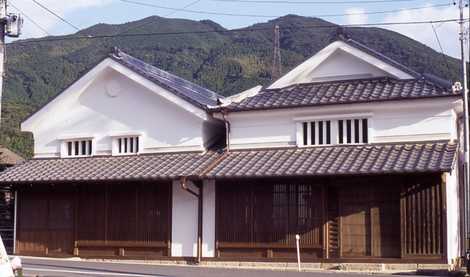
[105,80,121,97]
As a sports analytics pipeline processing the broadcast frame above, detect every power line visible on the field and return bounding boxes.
[115,0,202,36]
[430,22,451,74]
[212,0,436,4]
[119,0,455,19]
[8,17,467,46]
[9,2,51,36]
[30,0,80,31]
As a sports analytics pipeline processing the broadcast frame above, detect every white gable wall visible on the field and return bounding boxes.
[269,41,414,89]
[223,97,461,150]
[24,65,206,158]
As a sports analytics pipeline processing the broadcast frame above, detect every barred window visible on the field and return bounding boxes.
[65,139,92,157]
[114,136,140,155]
[301,120,331,146]
[300,117,369,146]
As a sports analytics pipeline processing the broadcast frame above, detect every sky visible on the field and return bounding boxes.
[6,0,468,58]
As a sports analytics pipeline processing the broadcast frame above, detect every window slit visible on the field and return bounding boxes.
[362,119,368,143]
[338,120,344,144]
[136,137,139,153]
[310,122,315,145]
[124,138,128,153]
[87,140,92,155]
[302,122,308,146]
[318,121,323,145]
[354,119,360,143]
[326,121,331,144]
[74,141,79,156]
[130,137,134,153]
[346,120,352,143]
[67,142,72,156]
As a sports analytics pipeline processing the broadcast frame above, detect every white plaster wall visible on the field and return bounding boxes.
[171,180,198,257]
[226,98,461,149]
[26,67,205,158]
[446,169,461,264]
[308,49,389,82]
[202,179,215,258]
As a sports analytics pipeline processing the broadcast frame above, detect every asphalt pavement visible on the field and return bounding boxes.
[18,257,445,277]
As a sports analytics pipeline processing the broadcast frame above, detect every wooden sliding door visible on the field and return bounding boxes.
[216,180,324,259]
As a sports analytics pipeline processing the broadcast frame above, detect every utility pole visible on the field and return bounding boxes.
[272,24,281,81]
[0,0,22,126]
[459,0,470,266]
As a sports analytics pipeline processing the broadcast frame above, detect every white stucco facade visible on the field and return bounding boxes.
[223,97,462,150]
[22,60,208,158]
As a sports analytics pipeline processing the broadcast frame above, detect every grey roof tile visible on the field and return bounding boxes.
[223,77,459,112]
[0,151,219,184]
[110,49,222,109]
[205,142,457,178]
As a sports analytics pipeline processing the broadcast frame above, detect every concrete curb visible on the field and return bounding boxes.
[16,256,452,274]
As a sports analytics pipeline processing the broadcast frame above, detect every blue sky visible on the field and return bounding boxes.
[9,0,465,57]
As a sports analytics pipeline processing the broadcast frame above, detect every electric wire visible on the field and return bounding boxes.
[119,0,455,19]
[30,0,80,31]
[8,17,467,46]
[9,2,51,36]
[430,22,451,74]
[212,0,441,3]
[115,0,202,36]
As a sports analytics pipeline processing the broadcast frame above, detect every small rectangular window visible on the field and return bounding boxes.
[362,119,368,143]
[64,139,92,157]
[318,121,323,145]
[302,122,308,146]
[135,137,139,153]
[338,118,369,145]
[67,142,72,156]
[114,136,141,155]
[338,120,343,144]
[310,122,315,145]
[81,141,86,155]
[346,120,352,143]
[326,121,331,144]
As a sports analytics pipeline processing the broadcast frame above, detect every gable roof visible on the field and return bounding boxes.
[110,49,222,109]
[219,77,459,112]
[342,38,422,79]
[268,39,418,90]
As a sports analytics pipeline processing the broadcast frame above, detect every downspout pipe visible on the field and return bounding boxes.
[221,108,230,152]
[180,177,203,264]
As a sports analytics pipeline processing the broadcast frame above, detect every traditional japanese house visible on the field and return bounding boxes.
[0,38,464,265]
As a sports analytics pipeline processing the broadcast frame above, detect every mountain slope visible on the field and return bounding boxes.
[1,15,461,157]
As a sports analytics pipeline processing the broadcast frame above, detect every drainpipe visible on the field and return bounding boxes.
[180,177,203,263]
[221,108,230,152]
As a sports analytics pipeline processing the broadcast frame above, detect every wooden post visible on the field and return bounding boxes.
[441,173,448,260]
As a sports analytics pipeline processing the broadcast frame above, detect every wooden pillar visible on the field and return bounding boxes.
[322,183,328,259]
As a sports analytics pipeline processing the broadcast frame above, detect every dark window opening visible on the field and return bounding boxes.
[326,121,331,144]
[124,138,128,153]
[354,119,360,143]
[318,121,324,145]
[136,137,139,153]
[67,142,72,156]
[74,141,79,156]
[362,119,368,143]
[310,122,315,145]
[81,141,86,156]
[87,140,92,155]
[303,122,308,146]
[338,120,344,144]
[346,120,352,143]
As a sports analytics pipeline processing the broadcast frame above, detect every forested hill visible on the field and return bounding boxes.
[0,15,461,157]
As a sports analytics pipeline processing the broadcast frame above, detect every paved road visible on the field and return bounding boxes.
[19,257,441,277]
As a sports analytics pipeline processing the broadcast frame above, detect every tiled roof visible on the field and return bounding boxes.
[110,49,222,109]
[343,39,422,79]
[205,142,457,178]
[0,151,219,184]
[0,142,456,183]
[0,147,24,166]
[223,77,459,112]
